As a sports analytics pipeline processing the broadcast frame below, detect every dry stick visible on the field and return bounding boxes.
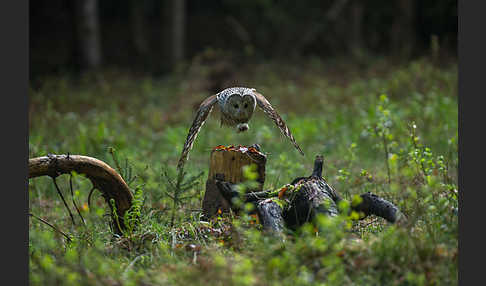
[69,174,86,225]
[360,217,379,228]
[29,213,72,242]
[52,176,76,225]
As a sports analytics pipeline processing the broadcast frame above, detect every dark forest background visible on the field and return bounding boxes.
[30,0,457,79]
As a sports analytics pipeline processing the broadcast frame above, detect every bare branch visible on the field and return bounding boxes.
[29,154,133,234]
[87,186,96,209]
[29,213,72,243]
[70,174,86,225]
[52,177,76,226]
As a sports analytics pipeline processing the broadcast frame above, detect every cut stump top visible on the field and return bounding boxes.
[208,145,266,185]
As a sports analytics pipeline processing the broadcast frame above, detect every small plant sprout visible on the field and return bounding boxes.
[162,167,203,228]
[371,94,394,184]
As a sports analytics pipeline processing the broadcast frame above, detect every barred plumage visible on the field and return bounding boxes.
[177,87,304,169]
[253,91,304,156]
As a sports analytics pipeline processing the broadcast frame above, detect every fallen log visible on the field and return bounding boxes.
[28,154,134,234]
[280,155,405,230]
[256,199,285,233]
[212,152,406,232]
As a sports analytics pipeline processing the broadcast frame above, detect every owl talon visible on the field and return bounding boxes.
[236,123,249,132]
[250,144,261,151]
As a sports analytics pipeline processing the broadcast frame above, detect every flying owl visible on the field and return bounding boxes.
[177,87,304,169]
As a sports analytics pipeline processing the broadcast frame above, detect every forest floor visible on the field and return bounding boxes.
[29,57,458,285]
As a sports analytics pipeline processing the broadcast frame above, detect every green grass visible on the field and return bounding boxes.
[29,57,457,285]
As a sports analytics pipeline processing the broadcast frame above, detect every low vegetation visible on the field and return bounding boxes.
[29,57,457,285]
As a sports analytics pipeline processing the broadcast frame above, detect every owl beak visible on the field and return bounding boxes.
[236,123,249,133]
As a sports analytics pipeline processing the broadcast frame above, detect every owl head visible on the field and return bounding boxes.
[217,87,257,130]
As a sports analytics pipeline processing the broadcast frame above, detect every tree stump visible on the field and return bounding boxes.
[202,145,266,218]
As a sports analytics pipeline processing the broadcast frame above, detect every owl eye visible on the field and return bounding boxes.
[234,104,239,109]
[244,103,248,108]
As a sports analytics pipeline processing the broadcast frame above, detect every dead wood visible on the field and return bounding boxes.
[213,154,406,233]
[202,145,266,218]
[352,192,404,224]
[28,154,133,234]
[256,199,285,233]
[279,155,342,229]
[283,155,406,230]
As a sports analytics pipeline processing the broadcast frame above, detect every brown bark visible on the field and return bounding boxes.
[29,154,133,234]
[202,146,266,218]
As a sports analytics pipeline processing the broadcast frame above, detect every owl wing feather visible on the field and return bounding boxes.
[253,91,305,156]
[177,94,218,169]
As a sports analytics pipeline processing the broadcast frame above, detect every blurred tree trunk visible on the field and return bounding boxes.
[391,0,416,58]
[67,1,81,72]
[130,0,149,58]
[74,0,102,70]
[164,0,185,69]
[349,0,364,57]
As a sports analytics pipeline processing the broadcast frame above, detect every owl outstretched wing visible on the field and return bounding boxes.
[253,91,305,156]
[177,94,218,169]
